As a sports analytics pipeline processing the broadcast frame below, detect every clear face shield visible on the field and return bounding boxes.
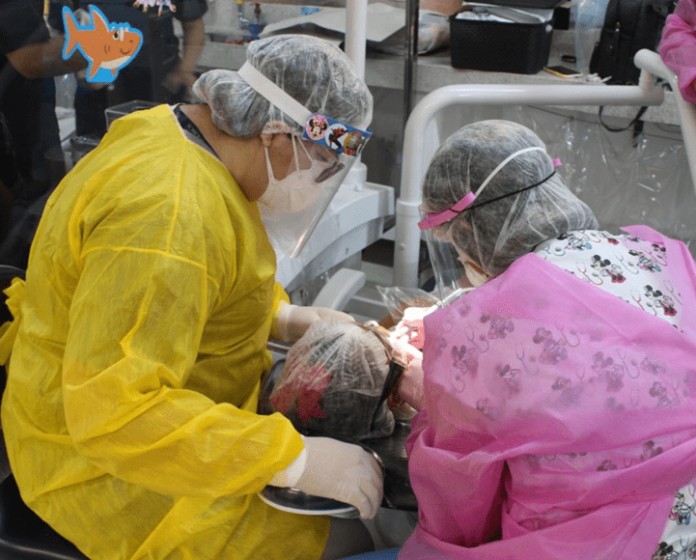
[237,63,372,258]
[259,115,371,257]
[418,146,556,294]
[423,225,472,299]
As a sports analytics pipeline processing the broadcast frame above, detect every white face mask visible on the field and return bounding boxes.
[454,246,490,287]
[259,142,325,213]
[464,264,490,288]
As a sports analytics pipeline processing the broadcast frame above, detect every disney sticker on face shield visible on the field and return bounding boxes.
[61,6,143,84]
[306,115,329,140]
[303,114,372,157]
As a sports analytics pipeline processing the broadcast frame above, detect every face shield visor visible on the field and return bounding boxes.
[237,63,372,258]
[418,147,558,294]
[422,224,473,299]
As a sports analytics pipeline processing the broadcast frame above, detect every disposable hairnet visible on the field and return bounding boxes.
[269,320,396,442]
[422,120,598,277]
[193,34,373,137]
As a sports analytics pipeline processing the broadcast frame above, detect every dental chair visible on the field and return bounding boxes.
[0,475,87,560]
[0,265,87,560]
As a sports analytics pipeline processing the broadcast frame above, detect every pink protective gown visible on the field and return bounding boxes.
[659,0,696,103]
[402,225,696,559]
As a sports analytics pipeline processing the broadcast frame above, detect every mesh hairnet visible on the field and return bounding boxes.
[269,320,395,442]
[422,120,598,277]
[192,34,373,138]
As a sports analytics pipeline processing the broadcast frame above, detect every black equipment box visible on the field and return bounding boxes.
[450,5,555,74]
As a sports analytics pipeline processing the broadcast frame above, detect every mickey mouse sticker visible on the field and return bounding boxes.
[303,113,372,157]
[306,115,329,140]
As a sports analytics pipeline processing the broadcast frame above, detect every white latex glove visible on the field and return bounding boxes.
[269,437,384,519]
[391,306,434,350]
[271,301,354,343]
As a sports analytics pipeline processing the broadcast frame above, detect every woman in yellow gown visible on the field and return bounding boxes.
[0,34,382,559]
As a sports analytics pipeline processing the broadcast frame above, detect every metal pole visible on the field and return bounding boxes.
[345,0,368,79]
[404,0,419,121]
[343,0,369,186]
[634,50,696,196]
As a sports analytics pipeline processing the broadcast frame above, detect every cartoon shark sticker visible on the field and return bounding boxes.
[61,5,143,84]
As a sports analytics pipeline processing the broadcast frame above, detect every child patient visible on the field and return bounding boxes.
[268,320,422,442]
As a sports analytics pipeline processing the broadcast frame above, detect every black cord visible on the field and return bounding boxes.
[465,170,557,213]
[598,105,648,134]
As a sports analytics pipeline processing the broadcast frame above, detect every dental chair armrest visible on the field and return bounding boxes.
[311,268,366,311]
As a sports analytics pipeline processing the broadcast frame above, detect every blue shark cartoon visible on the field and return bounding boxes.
[61,6,143,84]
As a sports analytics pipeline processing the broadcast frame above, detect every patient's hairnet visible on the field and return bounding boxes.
[269,320,395,442]
[422,120,598,277]
[193,34,373,137]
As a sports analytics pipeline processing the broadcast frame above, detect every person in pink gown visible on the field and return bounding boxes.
[659,0,696,103]
[395,120,696,559]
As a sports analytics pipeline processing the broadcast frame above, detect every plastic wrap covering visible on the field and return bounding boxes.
[376,286,471,352]
[409,103,695,294]
[571,0,609,74]
[269,320,400,442]
[520,109,691,242]
[371,11,450,56]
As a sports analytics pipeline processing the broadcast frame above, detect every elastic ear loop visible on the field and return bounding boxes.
[472,146,547,202]
[263,146,276,185]
[264,133,311,186]
[291,135,301,172]
[296,136,316,172]
[466,156,564,212]
[418,146,548,230]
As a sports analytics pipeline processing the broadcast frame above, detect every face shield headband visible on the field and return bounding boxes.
[418,147,561,230]
[237,62,372,258]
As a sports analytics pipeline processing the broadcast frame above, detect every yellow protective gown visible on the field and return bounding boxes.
[0,105,330,559]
